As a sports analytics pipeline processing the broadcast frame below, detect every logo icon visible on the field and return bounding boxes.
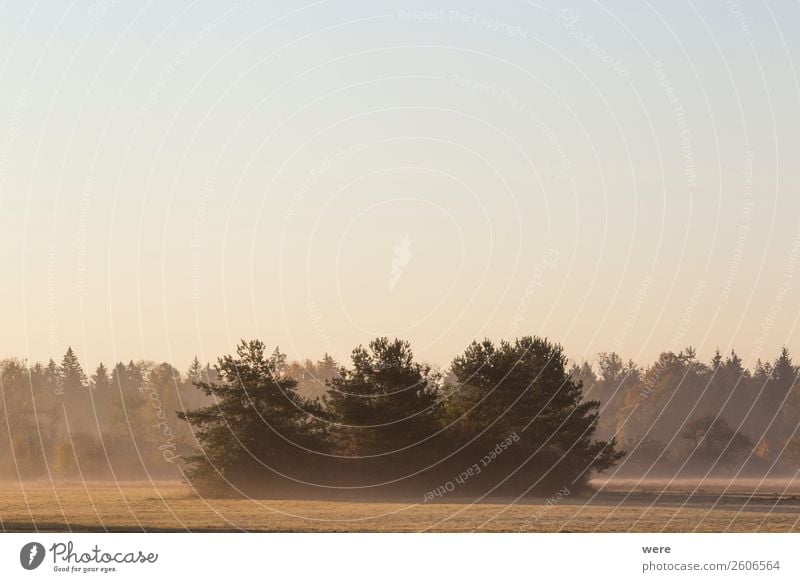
[390,235,412,292]
[20,542,46,570]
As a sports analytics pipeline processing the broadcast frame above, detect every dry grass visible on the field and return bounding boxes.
[1,480,798,532]
[592,476,800,496]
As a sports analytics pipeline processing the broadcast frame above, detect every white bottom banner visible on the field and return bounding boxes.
[1,533,796,581]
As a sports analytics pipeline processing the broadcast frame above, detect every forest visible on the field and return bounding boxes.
[0,338,798,499]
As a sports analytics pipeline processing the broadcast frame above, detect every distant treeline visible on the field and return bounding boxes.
[571,347,800,476]
[0,340,798,498]
[0,351,211,481]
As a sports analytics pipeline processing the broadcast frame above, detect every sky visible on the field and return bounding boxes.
[1,0,799,371]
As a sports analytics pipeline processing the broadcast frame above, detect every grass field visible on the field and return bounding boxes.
[1,479,799,532]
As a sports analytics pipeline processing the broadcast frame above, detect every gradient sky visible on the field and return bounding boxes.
[1,0,799,371]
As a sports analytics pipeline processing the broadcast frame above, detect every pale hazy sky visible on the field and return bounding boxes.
[1,0,799,371]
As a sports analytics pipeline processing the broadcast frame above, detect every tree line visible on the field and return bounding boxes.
[0,339,798,498]
[0,350,212,481]
[572,347,800,475]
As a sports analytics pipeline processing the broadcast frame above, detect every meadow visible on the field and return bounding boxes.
[1,479,798,533]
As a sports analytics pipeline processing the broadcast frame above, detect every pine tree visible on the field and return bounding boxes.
[178,340,328,496]
[769,348,799,444]
[725,349,744,376]
[711,349,723,370]
[446,336,623,492]
[754,359,773,384]
[773,347,796,389]
[92,363,111,391]
[327,338,442,460]
[187,356,204,384]
[59,347,87,391]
